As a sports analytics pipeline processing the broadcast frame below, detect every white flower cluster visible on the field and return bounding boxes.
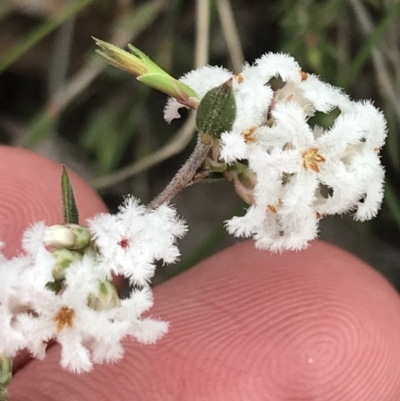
[0,198,186,372]
[165,53,387,251]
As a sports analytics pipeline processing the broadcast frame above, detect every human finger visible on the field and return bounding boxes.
[0,146,107,371]
[9,240,400,400]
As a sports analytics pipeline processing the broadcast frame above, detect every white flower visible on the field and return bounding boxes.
[164,65,232,123]
[14,253,167,373]
[0,199,181,373]
[0,261,27,357]
[0,49,388,383]
[88,197,187,285]
[167,53,387,251]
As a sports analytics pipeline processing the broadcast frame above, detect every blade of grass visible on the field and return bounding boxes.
[0,2,12,20]
[344,1,400,88]
[0,0,95,73]
[24,0,164,147]
[385,180,400,230]
[385,101,400,171]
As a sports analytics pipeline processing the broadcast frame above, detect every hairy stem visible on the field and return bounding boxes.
[149,140,212,209]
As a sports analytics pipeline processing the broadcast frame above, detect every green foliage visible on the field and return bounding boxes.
[0,0,95,73]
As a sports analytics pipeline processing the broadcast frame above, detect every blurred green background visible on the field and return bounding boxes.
[1,0,400,288]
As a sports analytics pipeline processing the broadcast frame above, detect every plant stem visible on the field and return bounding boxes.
[148,140,212,209]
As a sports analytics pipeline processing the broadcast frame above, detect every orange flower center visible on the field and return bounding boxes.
[54,306,75,332]
[302,148,325,173]
[242,127,257,143]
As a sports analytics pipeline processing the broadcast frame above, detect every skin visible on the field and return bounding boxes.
[2,145,400,400]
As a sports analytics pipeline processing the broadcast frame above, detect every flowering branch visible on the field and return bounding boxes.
[148,140,212,209]
[0,39,388,399]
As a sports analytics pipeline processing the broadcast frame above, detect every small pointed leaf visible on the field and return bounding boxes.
[61,166,79,224]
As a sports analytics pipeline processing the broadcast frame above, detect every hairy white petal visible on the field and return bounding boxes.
[163,98,187,123]
[220,131,248,163]
[179,65,232,97]
[131,318,169,344]
[254,53,302,83]
[300,74,351,112]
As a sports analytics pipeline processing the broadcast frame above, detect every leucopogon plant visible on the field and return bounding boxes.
[0,38,387,399]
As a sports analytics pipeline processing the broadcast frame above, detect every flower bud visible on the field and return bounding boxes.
[268,81,313,126]
[225,163,257,205]
[196,78,237,143]
[88,280,120,311]
[51,249,82,281]
[203,156,227,173]
[44,224,90,250]
[94,38,198,108]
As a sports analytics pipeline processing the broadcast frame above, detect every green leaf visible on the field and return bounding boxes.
[61,167,79,225]
[196,79,237,141]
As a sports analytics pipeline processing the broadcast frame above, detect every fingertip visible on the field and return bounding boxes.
[10,240,400,400]
[0,146,107,257]
[0,146,107,372]
[156,240,400,400]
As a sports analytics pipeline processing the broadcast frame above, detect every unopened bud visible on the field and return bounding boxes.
[268,81,313,125]
[44,224,90,250]
[88,280,120,311]
[203,156,227,173]
[225,162,257,205]
[94,38,198,108]
[51,249,82,281]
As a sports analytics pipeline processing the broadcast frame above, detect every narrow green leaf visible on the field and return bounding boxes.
[344,1,400,88]
[61,166,79,225]
[24,0,164,148]
[385,180,400,230]
[0,0,95,73]
[0,2,12,20]
[23,112,56,148]
[116,0,165,39]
